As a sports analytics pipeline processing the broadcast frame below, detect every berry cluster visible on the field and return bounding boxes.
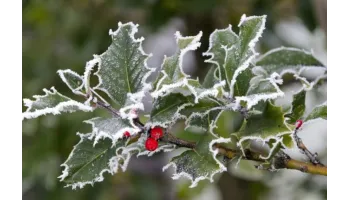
[145,127,164,151]
[122,127,164,152]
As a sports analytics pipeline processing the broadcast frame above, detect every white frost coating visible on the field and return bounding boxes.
[174,31,203,77]
[83,55,100,93]
[259,137,284,160]
[145,102,192,129]
[59,133,120,189]
[152,31,211,101]
[303,101,327,125]
[119,91,146,119]
[84,117,140,146]
[57,69,85,95]
[237,134,290,158]
[162,137,230,188]
[255,47,326,77]
[22,87,94,120]
[203,24,237,81]
[238,14,247,27]
[92,22,155,108]
[252,66,268,76]
[235,73,284,109]
[229,14,266,97]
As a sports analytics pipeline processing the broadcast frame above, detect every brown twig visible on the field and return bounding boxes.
[212,143,327,176]
[293,127,324,166]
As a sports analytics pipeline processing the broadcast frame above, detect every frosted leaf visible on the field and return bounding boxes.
[204,14,266,97]
[59,133,126,189]
[255,47,326,77]
[57,69,84,94]
[237,102,292,156]
[285,89,306,124]
[152,31,213,100]
[22,87,93,120]
[305,102,327,123]
[163,134,230,188]
[93,22,154,107]
[235,73,284,109]
[180,97,225,132]
[147,93,192,128]
[84,117,140,146]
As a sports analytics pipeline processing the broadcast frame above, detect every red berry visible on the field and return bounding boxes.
[123,131,131,138]
[150,127,164,140]
[145,138,158,151]
[295,120,303,129]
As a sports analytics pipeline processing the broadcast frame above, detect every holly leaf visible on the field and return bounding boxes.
[163,134,230,188]
[235,73,284,109]
[152,31,202,98]
[57,69,84,93]
[92,22,153,107]
[22,87,93,120]
[59,133,126,189]
[202,67,220,89]
[237,101,292,156]
[305,102,327,122]
[285,90,306,124]
[204,14,266,97]
[147,93,192,128]
[84,117,140,145]
[255,47,325,76]
[180,97,225,132]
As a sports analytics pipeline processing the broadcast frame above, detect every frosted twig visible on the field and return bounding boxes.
[292,126,324,166]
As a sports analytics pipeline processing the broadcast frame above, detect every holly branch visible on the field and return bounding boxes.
[91,92,327,177]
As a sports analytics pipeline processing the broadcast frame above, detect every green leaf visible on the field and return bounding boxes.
[180,97,224,132]
[237,102,292,151]
[85,116,139,145]
[22,87,93,120]
[93,22,153,106]
[285,90,306,124]
[256,47,325,76]
[202,67,220,89]
[152,31,202,97]
[204,14,266,97]
[163,133,229,188]
[57,69,84,93]
[305,102,327,122]
[59,133,126,189]
[148,93,192,128]
[235,73,284,109]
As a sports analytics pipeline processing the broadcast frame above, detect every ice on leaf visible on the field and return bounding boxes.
[180,97,225,132]
[151,31,223,102]
[22,87,93,120]
[237,101,292,156]
[255,47,326,77]
[285,89,306,124]
[204,14,266,97]
[305,102,327,123]
[59,133,126,189]
[163,133,230,188]
[147,93,192,128]
[84,117,140,146]
[235,72,284,109]
[57,69,84,93]
[92,22,154,107]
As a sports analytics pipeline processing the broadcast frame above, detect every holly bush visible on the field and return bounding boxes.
[22,14,327,189]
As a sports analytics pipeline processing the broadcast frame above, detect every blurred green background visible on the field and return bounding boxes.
[22,0,327,199]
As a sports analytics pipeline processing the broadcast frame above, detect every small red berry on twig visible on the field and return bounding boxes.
[295,120,303,129]
[123,131,131,138]
[145,137,158,151]
[150,127,164,140]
